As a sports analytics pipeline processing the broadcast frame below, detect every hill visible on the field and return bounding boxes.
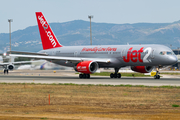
[0,20,180,52]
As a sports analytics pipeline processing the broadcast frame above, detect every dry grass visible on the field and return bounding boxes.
[0,84,180,120]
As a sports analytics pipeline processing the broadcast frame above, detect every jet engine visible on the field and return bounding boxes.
[8,64,14,70]
[75,61,98,74]
[131,66,154,73]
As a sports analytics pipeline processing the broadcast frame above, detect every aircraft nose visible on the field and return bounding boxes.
[168,55,178,65]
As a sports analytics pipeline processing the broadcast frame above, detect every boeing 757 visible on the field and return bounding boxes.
[10,12,178,79]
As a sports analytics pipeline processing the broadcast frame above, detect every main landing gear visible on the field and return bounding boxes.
[110,68,121,78]
[3,66,8,74]
[154,67,160,79]
[79,73,90,79]
[4,69,8,74]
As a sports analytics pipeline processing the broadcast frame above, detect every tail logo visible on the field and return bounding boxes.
[38,15,57,47]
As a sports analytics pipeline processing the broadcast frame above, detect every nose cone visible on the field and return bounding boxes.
[168,55,178,65]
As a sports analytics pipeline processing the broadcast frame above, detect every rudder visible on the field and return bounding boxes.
[36,12,62,50]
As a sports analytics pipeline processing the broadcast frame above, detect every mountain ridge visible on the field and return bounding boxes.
[0,20,180,52]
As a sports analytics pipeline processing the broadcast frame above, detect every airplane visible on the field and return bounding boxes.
[10,12,178,79]
[0,54,37,74]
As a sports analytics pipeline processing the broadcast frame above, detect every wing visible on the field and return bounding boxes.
[10,54,111,64]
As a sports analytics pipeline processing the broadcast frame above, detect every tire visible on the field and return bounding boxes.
[7,70,8,74]
[87,74,90,78]
[154,75,157,79]
[154,75,160,79]
[79,74,83,78]
[117,73,121,78]
[85,74,90,78]
[83,74,86,78]
[4,70,6,74]
[110,73,114,78]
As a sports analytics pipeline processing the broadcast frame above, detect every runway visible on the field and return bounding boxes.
[0,75,179,86]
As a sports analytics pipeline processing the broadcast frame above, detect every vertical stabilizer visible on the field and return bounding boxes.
[36,12,62,50]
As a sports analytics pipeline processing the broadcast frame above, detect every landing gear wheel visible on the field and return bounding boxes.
[154,75,160,79]
[117,73,121,78]
[110,73,121,78]
[79,74,83,78]
[82,74,86,78]
[86,74,90,78]
[79,74,90,79]
[110,73,114,78]
[7,70,8,74]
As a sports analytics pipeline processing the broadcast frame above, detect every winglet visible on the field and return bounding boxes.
[35,12,63,50]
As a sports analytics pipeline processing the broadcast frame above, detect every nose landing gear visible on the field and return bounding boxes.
[154,67,160,79]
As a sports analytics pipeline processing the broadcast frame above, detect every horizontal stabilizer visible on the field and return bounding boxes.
[7,51,48,56]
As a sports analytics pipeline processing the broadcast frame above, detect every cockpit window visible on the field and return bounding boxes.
[167,52,173,55]
[160,51,174,55]
[160,51,166,55]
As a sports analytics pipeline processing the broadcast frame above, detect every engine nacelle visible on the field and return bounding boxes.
[131,66,154,73]
[8,64,14,70]
[75,61,98,74]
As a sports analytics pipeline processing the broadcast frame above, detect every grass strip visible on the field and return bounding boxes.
[172,104,180,107]
[160,72,180,75]
[0,82,180,88]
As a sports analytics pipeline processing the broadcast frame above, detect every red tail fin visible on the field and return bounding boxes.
[35,12,62,50]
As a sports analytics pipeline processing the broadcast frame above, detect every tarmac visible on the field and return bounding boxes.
[0,70,179,86]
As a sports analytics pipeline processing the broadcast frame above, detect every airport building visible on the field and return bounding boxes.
[173,49,180,55]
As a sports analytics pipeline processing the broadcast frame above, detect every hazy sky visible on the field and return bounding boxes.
[1,0,180,33]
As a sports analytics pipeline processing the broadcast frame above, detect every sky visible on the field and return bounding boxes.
[1,0,180,33]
